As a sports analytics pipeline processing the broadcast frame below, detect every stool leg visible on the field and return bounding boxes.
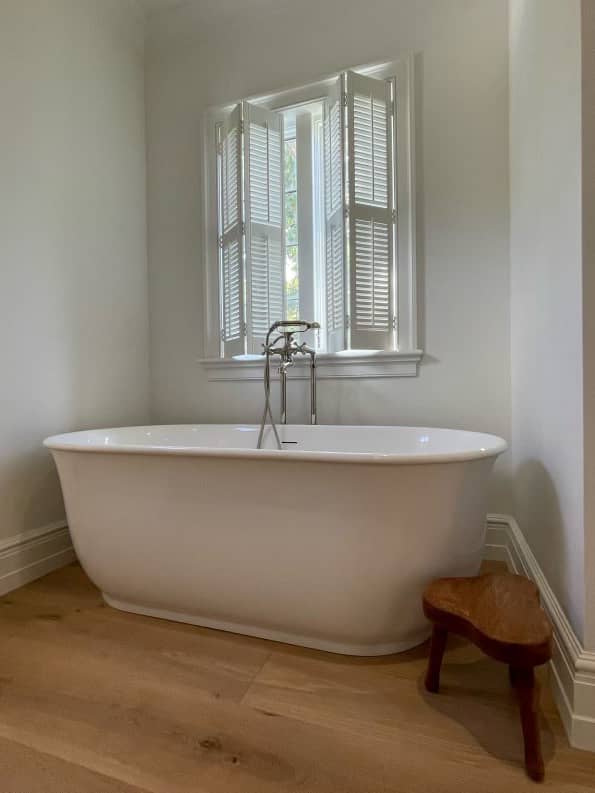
[425,626,448,693]
[509,665,519,687]
[511,666,544,782]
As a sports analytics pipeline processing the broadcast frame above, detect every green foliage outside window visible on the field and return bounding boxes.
[285,138,299,320]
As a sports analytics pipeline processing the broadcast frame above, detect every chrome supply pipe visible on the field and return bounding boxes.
[295,342,317,425]
[279,358,293,425]
[280,365,287,425]
[309,349,317,425]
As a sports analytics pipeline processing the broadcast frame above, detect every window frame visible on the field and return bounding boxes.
[201,55,421,380]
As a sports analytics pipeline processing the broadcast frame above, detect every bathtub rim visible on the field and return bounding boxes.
[44,424,507,465]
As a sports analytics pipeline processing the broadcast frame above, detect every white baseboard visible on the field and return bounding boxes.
[0,521,75,596]
[485,513,595,752]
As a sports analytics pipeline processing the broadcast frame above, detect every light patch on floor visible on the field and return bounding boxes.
[0,561,594,792]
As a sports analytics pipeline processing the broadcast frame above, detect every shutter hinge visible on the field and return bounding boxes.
[239,119,245,135]
[341,92,348,108]
[220,327,225,341]
[343,205,349,219]
[392,208,397,223]
[241,222,246,236]
[391,315,397,331]
[218,235,224,249]
[242,322,248,337]
[345,314,351,329]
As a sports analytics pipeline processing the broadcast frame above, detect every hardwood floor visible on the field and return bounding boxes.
[0,561,594,792]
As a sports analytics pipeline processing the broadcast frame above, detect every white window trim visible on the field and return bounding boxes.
[201,55,421,381]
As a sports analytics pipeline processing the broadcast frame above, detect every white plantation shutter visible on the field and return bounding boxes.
[243,102,284,353]
[323,78,346,353]
[217,104,246,358]
[346,71,394,350]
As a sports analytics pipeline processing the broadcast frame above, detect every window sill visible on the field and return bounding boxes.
[200,349,423,382]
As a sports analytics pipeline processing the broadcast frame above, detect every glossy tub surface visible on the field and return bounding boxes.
[45,424,506,655]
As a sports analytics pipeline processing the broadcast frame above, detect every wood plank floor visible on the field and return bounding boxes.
[0,561,594,793]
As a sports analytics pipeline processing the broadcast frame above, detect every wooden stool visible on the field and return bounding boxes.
[422,573,553,782]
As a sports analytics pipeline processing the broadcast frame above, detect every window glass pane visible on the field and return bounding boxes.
[286,245,299,320]
[284,138,297,192]
[285,191,298,245]
[284,136,299,319]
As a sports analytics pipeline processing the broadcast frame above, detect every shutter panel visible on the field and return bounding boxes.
[217,104,246,358]
[346,71,394,350]
[323,77,346,353]
[243,102,284,353]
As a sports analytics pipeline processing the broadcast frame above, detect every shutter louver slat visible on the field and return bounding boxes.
[222,239,242,341]
[249,233,283,340]
[268,128,282,226]
[249,126,270,224]
[323,77,346,353]
[354,219,390,330]
[244,102,284,353]
[325,100,343,217]
[347,71,394,351]
[353,95,389,208]
[222,125,240,233]
[217,104,246,358]
[326,223,344,335]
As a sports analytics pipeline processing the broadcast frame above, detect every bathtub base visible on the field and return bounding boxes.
[103,594,431,656]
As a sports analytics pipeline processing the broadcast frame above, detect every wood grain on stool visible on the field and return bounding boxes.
[423,573,553,783]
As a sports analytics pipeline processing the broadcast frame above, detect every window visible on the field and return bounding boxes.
[203,57,420,379]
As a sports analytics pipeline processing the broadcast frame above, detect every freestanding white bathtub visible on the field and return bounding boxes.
[44,425,506,656]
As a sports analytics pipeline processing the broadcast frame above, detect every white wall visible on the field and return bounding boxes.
[145,0,512,509]
[509,0,585,639]
[0,0,150,540]
[581,0,595,650]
